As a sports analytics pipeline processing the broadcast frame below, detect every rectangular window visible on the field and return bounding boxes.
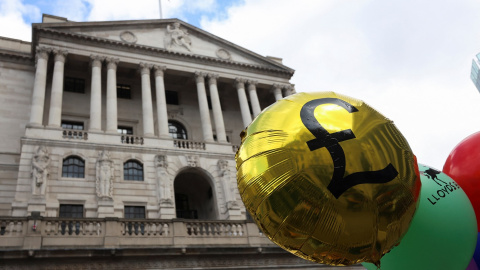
[59,204,84,218]
[118,126,133,135]
[64,77,85,93]
[117,84,132,99]
[166,90,179,105]
[61,121,84,130]
[125,206,145,219]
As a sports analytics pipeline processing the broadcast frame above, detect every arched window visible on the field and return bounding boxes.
[168,120,187,140]
[62,156,85,178]
[124,160,143,181]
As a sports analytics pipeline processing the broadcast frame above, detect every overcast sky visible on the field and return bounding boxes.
[1,0,480,170]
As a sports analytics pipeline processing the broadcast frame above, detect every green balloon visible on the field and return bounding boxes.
[363,163,477,270]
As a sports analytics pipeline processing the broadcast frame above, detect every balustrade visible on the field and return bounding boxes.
[62,129,88,140]
[121,135,144,145]
[185,220,244,237]
[0,217,270,251]
[173,139,205,150]
[43,219,102,236]
[232,145,240,153]
[0,219,24,236]
[121,220,169,236]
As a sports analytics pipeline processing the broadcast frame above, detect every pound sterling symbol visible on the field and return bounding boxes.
[300,98,399,199]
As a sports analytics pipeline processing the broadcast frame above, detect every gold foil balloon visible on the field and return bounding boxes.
[236,92,421,266]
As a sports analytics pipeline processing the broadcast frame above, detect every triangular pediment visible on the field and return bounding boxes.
[34,18,293,74]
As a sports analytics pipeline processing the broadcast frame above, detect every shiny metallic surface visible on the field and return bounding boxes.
[236,92,421,266]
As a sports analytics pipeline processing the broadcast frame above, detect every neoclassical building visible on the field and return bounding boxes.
[0,14,362,269]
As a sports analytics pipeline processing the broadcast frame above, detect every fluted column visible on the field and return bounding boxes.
[235,78,252,128]
[208,73,227,143]
[140,63,155,137]
[106,58,119,133]
[89,55,104,132]
[195,72,214,142]
[153,65,170,139]
[272,84,283,101]
[29,47,50,126]
[47,49,68,128]
[247,80,261,117]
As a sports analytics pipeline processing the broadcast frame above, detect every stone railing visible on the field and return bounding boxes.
[0,218,24,236]
[173,139,206,150]
[232,145,240,153]
[185,220,244,236]
[121,135,144,145]
[43,219,102,236]
[0,217,273,251]
[120,220,170,236]
[62,129,88,140]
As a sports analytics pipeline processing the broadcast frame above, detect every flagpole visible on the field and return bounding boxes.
[159,0,163,19]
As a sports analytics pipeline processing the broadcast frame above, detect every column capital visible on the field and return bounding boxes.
[52,49,68,63]
[247,80,258,90]
[106,58,119,70]
[139,62,152,75]
[207,73,219,85]
[195,72,206,83]
[35,47,51,60]
[271,83,282,90]
[283,84,296,96]
[234,78,246,89]
[153,65,167,77]
[90,55,105,67]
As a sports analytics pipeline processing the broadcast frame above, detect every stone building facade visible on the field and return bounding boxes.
[0,14,363,269]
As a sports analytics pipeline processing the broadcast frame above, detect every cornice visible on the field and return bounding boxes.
[34,28,294,79]
[0,49,33,64]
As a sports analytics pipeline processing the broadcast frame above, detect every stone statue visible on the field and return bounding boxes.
[218,160,238,209]
[96,150,114,199]
[165,22,192,51]
[32,146,50,195]
[155,155,172,204]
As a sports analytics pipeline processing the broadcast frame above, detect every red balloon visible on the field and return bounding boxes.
[443,131,480,231]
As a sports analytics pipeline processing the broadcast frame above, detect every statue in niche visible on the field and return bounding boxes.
[155,155,173,205]
[165,22,192,51]
[96,150,114,199]
[218,159,238,209]
[32,146,50,195]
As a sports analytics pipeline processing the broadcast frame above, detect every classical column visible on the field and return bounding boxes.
[153,65,170,139]
[195,72,214,142]
[47,49,68,128]
[207,73,227,143]
[235,78,252,128]
[140,63,155,137]
[29,47,51,126]
[247,80,261,117]
[105,58,119,133]
[272,84,283,101]
[283,84,295,96]
[89,55,104,132]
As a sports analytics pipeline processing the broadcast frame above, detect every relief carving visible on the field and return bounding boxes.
[165,22,192,52]
[218,159,238,209]
[32,146,50,195]
[155,155,173,205]
[186,155,198,167]
[96,150,114,199]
